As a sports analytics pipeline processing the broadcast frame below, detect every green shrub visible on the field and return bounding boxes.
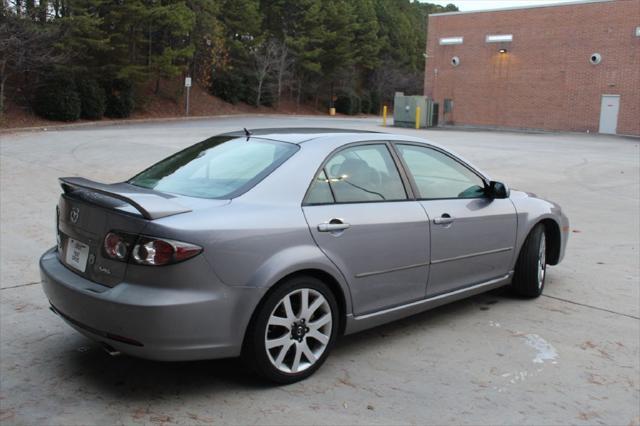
[335,93,361,115]
[360,93,371,115]
[76,77,106,119]
[33,74,81,122]
[370,91,381,114]
[259,88,275,107]
[352,95,361,115]
[334,95,350,114]
[104,79,134,118]
[211,69,243,104]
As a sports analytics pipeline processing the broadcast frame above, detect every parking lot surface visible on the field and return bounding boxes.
[1,116,638,425]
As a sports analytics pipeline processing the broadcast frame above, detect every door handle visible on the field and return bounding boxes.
[318,219,350,232]
[433,214,454,225]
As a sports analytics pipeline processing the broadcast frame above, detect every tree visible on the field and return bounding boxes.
[185,0,223,88]
[250,38,279,106]
[272,39,292,107]
[276,0,324,105]
[0,14,66,115]
[53,0,110,75]
[319,1,357,91]
[211,0,261,104]
[352,0,380,71]
[1,0,460,120]
[146,1,195,93]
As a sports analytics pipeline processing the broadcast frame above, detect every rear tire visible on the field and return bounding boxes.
[242,275,339,384]
[512,224,547,298]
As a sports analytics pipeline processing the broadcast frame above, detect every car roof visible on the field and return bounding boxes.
[219,127,453,151]
[218,128,492,182]
[219,128,382,144]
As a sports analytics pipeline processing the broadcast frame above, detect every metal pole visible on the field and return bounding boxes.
[185,86,190,116]
[415,106,421,129]
[383,105,387,127]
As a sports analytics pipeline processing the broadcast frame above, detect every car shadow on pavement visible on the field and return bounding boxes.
[60,288,514,396]
[57,348,271,401]
[333,287,513,356]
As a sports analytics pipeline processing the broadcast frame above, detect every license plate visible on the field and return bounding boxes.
[65,238,90,272]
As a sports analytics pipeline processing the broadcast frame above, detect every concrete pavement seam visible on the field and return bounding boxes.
[1,281,40,290]
[542,294,640,320]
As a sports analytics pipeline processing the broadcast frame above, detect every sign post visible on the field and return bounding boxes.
[184,77,192,116]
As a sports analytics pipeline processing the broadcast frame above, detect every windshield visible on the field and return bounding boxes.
[129,136,299,199]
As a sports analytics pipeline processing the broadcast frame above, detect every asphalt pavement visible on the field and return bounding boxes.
[1,115,638,425]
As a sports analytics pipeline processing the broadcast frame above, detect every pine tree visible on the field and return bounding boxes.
[186,0,223,87]
[211,0,261,103]
[320,1,356,81]
[146,1,196,93]
[352,0,380,72]
[282,0,324,105]
[54,0,110,75]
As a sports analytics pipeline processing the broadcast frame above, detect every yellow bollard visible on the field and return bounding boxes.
[382,105,388,127]
[415,106,421,129]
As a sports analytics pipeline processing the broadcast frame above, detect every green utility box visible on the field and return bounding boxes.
[393,92,430,128]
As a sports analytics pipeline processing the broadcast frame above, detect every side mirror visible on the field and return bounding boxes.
[487,181,510,199]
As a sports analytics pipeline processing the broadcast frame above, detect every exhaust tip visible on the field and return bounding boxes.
[100,342,121,357]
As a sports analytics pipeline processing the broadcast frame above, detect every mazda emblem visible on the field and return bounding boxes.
[70,207,80,224]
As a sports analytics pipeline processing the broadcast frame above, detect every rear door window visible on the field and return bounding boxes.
[304,144,407,204]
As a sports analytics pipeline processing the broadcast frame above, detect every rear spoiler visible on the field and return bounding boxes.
[59,177,192,220]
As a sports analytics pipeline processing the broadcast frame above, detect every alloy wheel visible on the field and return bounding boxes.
[538,233,546,289]
[264,288,332,374]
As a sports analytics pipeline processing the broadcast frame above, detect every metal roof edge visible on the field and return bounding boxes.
[429,0,614,17]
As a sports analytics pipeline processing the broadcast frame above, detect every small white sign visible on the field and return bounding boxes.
[65,238,89,272]
[184,77,192,87]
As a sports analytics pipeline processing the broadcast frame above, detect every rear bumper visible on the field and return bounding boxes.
[40,247,265,361]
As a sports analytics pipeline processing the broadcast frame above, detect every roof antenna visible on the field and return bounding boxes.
[243,127,252,140]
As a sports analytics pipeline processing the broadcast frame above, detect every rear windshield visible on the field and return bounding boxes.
[129,136,299,199]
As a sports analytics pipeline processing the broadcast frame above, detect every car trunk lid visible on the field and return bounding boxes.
[56,177,196,287]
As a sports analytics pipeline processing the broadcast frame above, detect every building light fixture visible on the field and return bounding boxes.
[499,48,508,54]
[486,34,513,43]
[439,36,464,45]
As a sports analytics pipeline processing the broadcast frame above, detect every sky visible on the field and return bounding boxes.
[425,0,582,12]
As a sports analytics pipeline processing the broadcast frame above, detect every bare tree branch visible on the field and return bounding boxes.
[251,38,281,107]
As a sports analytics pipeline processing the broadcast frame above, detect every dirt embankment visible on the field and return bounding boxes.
[1,80,326,130]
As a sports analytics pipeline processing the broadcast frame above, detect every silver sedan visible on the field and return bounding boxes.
[40,128,569,383]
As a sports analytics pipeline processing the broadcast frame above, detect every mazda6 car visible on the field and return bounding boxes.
[40,128,569,383]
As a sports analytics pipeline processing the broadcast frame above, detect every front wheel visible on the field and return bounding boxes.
[243,275,339,384]
[512,223,547,298]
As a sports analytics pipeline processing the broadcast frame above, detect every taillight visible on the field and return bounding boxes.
[131,236,202,266]
[102,231,202,266]
[104,232,131,261]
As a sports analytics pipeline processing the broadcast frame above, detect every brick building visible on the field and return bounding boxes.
[424,0,640,136]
